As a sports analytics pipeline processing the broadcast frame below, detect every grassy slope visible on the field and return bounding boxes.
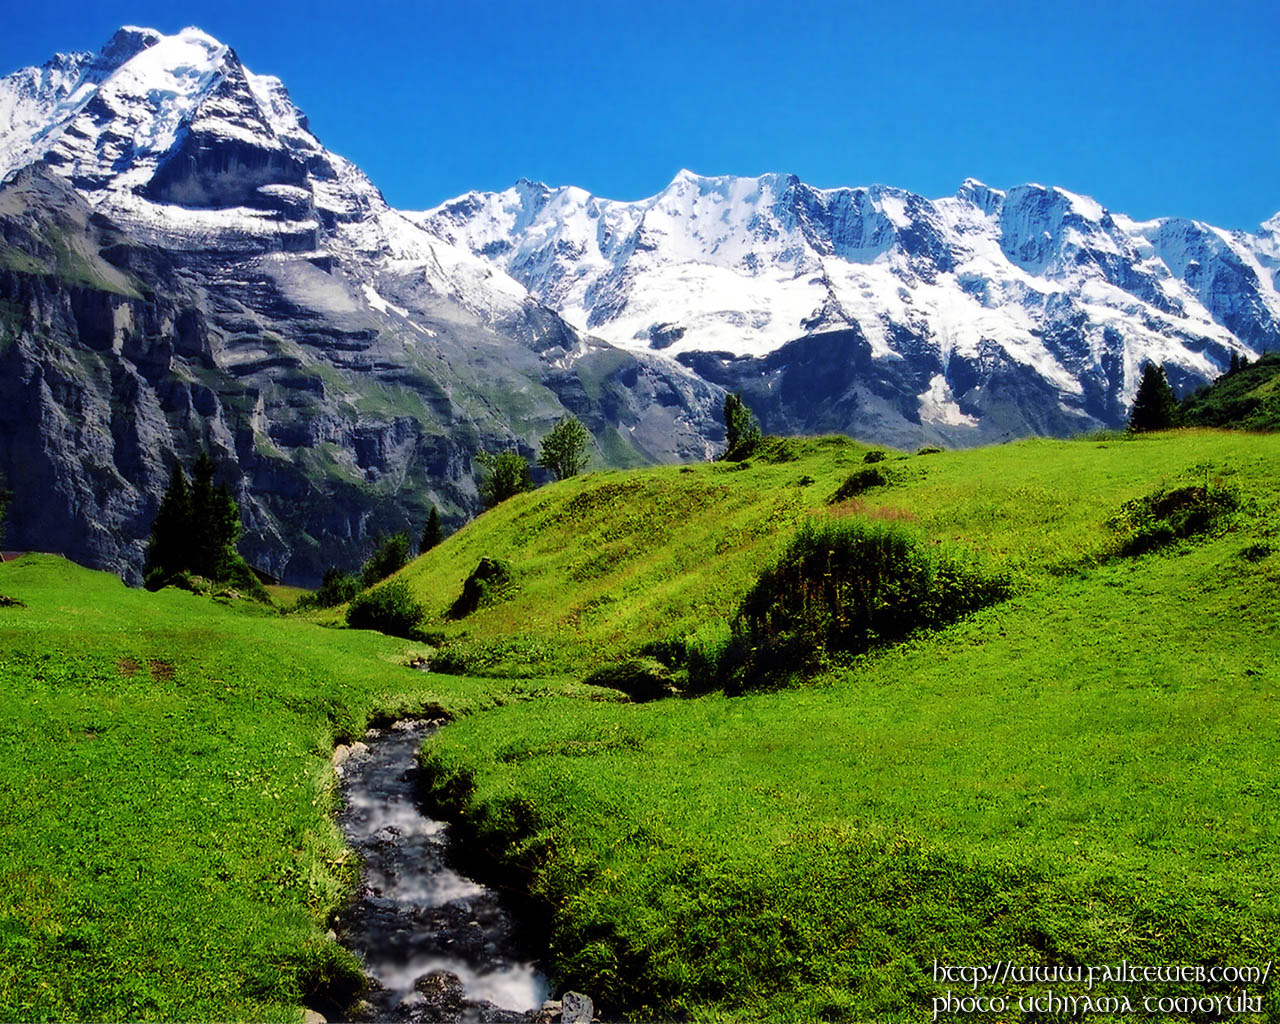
[412,430,1280,1021]
[1181,353,1280,431]
[0,557,581,1021]
[390,430,1275,675]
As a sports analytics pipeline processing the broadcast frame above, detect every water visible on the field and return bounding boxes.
[334,719,551,1023]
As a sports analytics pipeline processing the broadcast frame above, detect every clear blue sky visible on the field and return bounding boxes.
[3,0,1279,228]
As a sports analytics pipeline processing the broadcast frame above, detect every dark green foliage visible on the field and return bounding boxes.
[722,392,761,461]
[144,453,267,600]
[583,657,677,702]
[0,472,10,546]
[829,466,889,502]
[420,506,444,553]
[360,532,411,589]
[1239,542,1272,562]
[345,579,427,639]
[915,446,942,456]
[477,451,533,508]
[1128,362,1179,432]
[449,557,514,619]
[538,416,591,481]
[862,449,887,464]
[723,519,1009,693]
[1180,352,1280,431]
[1110,483,1239,556]
[296,568,363,610]
[145,464,191,584]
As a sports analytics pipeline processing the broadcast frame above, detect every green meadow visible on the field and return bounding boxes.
[1,428,1278,1021]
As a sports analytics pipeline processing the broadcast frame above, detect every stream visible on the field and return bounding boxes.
[334,719,551,1023]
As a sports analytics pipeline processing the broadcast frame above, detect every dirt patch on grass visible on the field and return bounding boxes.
[117,658,139,677]
[827,499,918,523]
[148,659,175,680]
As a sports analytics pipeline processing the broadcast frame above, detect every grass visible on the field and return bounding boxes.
[418,457,1280,1020]
[0,556,581,1021]
[3,428,1280,1022]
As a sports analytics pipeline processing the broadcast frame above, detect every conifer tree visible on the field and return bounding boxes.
[145,463,191,586]
[1128,362,1178,432]
[420,506,444,553]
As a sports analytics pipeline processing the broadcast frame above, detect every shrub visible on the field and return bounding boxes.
[361,532,411,588]
[477,451,533,508]
[829,467,889,502]
[297,568,363,610]
[862,449,887,464]
[725,518,1009,693]
[583,657,677,702]
[449,557,515,619]
[345,579,426,639]
[1110,483,1239,556]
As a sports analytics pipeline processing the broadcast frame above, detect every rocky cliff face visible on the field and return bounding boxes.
[417,172,1280,446]
[0,29,722,584]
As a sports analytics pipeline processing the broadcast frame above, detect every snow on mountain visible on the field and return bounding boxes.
[0,28,723,583]
[415,171,1280,429]
[0,26,542,327]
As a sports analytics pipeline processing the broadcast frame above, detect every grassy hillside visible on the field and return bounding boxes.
[386,429,1277,677]
[3,428,1278,1023]
[1181,353,1280,430]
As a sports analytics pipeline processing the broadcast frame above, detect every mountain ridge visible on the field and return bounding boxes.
[0,27,723,584]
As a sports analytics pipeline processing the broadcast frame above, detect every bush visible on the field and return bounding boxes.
[862,449,887,464]
[724,518,1009,693]
[361,532,411,588]
[1110,483,1238,556]
[478,451,533,508]
[448,557,515,619]
[829,467,889,502]
[583,657,677,702]
[345,579,427,639]
[297,568,363,610]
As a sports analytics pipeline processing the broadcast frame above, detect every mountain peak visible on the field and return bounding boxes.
[94,26,162,70]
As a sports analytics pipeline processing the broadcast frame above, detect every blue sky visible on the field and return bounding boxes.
[3,0,1279,228]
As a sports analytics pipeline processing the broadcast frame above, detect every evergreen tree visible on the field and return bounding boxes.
[1128,362,1179,432]
[420,506,444,553]
[144,449,258,595]
[1230,351,1241,374]
[722,392,762,460]
[189,452,218,578]
[537,416,591,481]
[477,450,533,508]
[145,463,192,586]
[0,473,10,547]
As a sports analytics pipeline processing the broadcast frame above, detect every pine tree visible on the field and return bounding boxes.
[1230,351,1241,374]
[145,463,192,587]
[420,506,444,553]
[1128,362,1178,432]
[537,416,591,481]
[189,452,218,578]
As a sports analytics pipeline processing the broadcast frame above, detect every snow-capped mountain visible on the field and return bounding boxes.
[417,172,1280,440]
[0,28,721,583]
